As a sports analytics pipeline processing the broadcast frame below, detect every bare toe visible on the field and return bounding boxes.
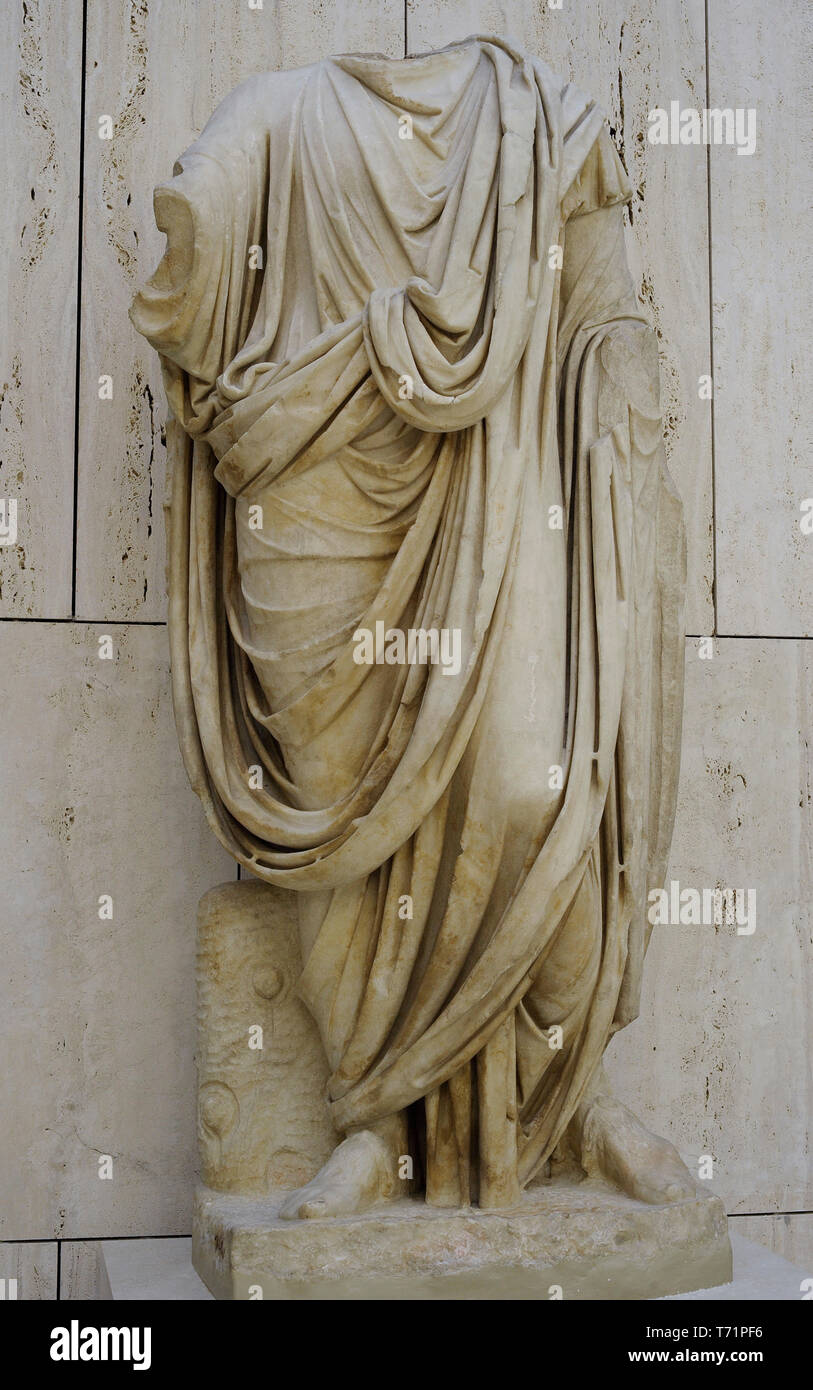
[278,1131,395,1221]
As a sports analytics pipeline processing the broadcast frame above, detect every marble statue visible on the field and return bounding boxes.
[131,37,718,1290]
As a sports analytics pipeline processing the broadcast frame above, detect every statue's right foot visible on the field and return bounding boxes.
[278,1130,398,1220]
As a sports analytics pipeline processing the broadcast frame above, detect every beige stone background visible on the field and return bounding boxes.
[1,0,810,1297]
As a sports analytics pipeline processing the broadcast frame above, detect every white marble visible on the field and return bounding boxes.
[131,31,692,1224]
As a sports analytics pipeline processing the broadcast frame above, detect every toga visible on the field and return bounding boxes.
[131,34,686,1207]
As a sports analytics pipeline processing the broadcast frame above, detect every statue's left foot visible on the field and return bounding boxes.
[576,1094,696,1205]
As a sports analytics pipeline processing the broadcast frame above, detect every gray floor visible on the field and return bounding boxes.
[661,1233,810,1301]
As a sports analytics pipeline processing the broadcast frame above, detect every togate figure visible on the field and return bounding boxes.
[132,35,692,1224]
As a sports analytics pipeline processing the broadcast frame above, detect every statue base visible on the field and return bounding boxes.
[192,1178,732,1300]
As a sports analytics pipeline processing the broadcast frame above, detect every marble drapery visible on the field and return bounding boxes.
[131,35,686,1206]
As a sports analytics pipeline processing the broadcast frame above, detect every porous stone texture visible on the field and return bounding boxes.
[0,1241,58,1301]
[192,1181,732,1301]
[0,622,232,1242]
[710,0,813,634]
[59,1242,112,1301]
[608,639,813,1215]
[197,881,338,1194]
[0,0,81,618]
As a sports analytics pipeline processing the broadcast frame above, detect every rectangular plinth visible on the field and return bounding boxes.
[193,1180,732,1300]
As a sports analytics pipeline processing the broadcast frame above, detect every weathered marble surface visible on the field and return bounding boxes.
[132,34,693,1228]
[193,1181,731,1301]
[197,882,337,1194]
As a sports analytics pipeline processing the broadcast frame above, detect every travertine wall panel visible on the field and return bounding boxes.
[0,624,231,1240]
[0,1,81,617]
[730,1214,813,1280]
[60,1240,112,1299]
[710,0,813,635]
[0,1241,58,1300]
[608,638,813,1214]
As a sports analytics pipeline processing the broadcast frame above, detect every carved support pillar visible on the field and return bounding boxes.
[196,880,338,1195]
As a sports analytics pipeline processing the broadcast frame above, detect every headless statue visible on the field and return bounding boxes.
[131,35,693,1219]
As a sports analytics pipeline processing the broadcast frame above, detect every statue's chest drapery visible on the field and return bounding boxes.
[274,50,501,354]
